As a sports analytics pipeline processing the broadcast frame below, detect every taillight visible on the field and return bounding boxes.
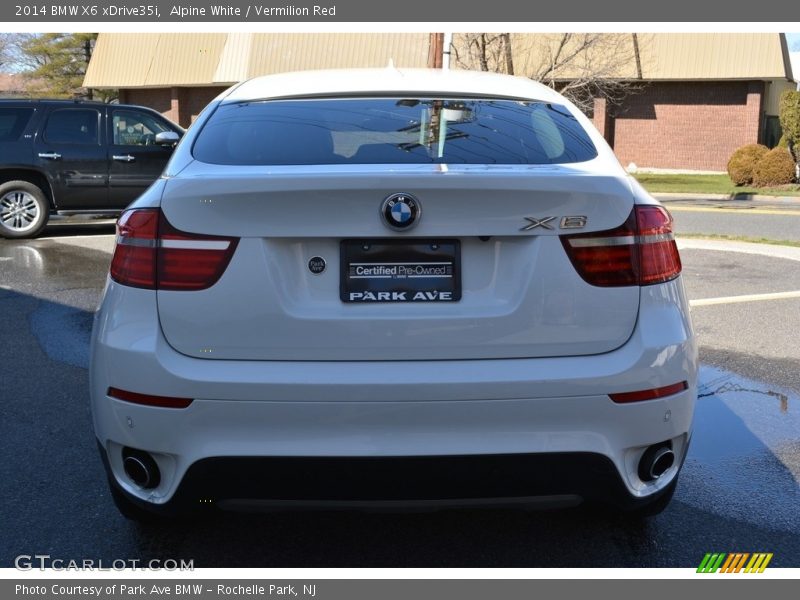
[560,205,681,287]
[635,205,682,285]
[609,381,688,404]
[110,208,238,291]
[109,210,158,288]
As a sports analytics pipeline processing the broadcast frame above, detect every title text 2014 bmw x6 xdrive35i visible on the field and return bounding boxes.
[0,100,183,238]
[90,69,698,520]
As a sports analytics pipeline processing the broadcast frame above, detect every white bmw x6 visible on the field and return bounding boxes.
[90,68,697,520]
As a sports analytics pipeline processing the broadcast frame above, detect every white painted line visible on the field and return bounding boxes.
[677,238,800,262]
[38,234,116,242]
[669,206,800,216]
[691,290,800,307]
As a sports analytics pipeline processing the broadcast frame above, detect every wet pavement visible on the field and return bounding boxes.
[684,366,800,533]
[1,226,798,568]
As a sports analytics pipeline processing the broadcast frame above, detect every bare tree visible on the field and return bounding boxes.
[0,33,41,71]
[452,33,647,115]
[0,34,10,71]
[454,33,503,73]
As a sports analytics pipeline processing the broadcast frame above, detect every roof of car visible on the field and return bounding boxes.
[223,68,566,104]
[0,99,110,105]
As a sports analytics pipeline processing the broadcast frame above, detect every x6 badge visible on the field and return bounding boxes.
[520,216,557,231]
[520,215,588,232]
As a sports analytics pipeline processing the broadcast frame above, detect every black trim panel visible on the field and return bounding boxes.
[97,441,676,515]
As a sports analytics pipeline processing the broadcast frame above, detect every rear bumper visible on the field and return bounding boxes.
[90,279,697,510]
[98,444,684,515]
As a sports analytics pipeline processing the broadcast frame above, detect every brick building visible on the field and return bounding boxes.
[83,33,431,128]
[586,35,794,171]
[85,33,795,171]
[452,33,795,171]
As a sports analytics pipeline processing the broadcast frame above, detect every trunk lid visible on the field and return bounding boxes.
[156,162,638,361]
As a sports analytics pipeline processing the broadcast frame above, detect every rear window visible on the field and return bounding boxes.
[193,98,597,165]
[0,107,34,141]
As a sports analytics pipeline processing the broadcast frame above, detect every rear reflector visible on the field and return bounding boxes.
[609,381,688,404]
[561,205,681,287]
[110,208,238,291]
[107,387,193,409]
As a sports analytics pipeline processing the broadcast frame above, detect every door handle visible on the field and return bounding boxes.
[38,152,61,160]
[113,155,136,162]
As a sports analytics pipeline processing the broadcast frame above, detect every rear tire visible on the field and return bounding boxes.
[0,180,50,239]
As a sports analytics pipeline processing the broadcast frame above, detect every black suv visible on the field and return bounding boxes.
[0,100,184,238]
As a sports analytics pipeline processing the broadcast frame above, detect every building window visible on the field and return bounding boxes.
[763,115,782,149]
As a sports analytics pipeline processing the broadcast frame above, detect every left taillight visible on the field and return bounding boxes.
[110,208,238,291]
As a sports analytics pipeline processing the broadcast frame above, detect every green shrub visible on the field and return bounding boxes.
[779,90,800,158]
[777,135,789,149]
[727,144,768,186]
[752,147,796,187]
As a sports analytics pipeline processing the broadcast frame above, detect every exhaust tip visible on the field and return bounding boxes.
[638,444,675,482]
[122,448,161,489]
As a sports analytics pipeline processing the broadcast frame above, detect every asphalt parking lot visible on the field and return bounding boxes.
[1,215,798,568]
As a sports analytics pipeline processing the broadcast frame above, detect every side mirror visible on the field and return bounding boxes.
[155,131,181,147]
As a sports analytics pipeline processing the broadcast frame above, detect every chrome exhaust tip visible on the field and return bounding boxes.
[122,448,161,489]
[638,444,675,482]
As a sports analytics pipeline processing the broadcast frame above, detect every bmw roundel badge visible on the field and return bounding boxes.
[381,193,421,231]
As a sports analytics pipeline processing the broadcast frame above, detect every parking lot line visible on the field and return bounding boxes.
[37,234,116,242]
[691,290,800,307]
[669,206,800,216]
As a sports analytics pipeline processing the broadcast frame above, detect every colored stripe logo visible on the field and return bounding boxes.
[697,553,773,573]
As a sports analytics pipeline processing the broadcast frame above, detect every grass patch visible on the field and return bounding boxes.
[633,173,800,197]
[677,233,800,248]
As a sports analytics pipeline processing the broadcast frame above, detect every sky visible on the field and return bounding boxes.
[787,33,800,51]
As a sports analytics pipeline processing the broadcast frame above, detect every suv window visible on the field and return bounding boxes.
[112,108,171,146]
[192,98,598,166]
[0,107,34,141]
[43,108,100,145]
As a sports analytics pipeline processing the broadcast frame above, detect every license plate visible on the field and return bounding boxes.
[341,239,461,302]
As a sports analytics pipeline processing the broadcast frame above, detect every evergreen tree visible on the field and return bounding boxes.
[779,90,800,162]
[18,33,116,101]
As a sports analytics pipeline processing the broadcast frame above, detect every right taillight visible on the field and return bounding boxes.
[560,205,681,287]
[110,208,238,291]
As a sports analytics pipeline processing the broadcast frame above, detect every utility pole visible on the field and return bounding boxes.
[428,33,444,69]
[84,38,93,100]
[632,33,643,79]
[500,33,514,75]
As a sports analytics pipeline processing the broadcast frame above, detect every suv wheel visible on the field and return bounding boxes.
[0,180,50,239]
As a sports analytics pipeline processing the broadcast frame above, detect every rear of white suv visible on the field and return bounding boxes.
[90,69,697,519]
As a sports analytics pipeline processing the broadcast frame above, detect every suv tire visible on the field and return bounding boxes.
[0,180,50,239]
